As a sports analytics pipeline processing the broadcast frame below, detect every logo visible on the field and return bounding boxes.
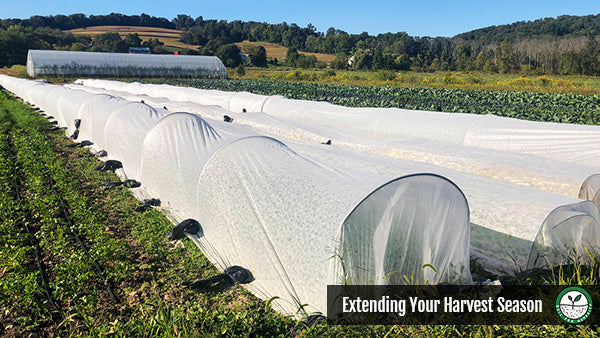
[556,287,592,323]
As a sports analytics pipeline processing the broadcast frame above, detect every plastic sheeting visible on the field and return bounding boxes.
[27,50,227,78]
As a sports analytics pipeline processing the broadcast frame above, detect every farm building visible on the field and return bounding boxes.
[26,49,227,78]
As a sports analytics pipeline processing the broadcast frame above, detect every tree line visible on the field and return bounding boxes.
[1,13,600,75]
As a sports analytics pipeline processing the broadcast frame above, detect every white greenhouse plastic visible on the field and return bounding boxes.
[27,50,227,78]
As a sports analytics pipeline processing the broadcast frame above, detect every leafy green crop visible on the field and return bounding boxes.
[150,78,600,125]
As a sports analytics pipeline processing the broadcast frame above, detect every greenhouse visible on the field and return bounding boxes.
[26,50,227,78]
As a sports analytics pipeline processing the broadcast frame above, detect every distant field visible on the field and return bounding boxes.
[235,41,335,63]
[66,27,336,63]
[67,25,200,50]
[229,68,600,95]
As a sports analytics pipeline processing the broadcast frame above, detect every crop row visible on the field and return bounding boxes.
[0,91,126,333]
[156,78,600,125]
[0,111,54,331]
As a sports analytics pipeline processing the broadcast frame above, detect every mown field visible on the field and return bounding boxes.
[64,26,337,63]
[67,26,201,50]
[0,80,599,336]
[234,41,336,63]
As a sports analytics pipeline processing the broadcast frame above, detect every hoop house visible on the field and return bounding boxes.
[27,50,226,78]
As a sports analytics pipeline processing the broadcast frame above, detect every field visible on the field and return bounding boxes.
[67,26,200,50]
[230,67,600,95]
[234,41,336,63]
[151,77,600,125]
[2,79,599,336]
[0,90,292,336]
[65,26,337,63]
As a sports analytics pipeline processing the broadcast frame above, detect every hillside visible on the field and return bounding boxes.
[455,14,600,43]
[67,26,336,62]
[2,12,600,74]
[67,25,200,50]
[235,41,335,62]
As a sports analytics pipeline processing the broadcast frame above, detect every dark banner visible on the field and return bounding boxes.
[327,285,598,325]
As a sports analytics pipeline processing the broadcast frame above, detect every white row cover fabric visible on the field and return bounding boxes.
[528,201,600,269]
[72,79,600,198]
[63,79,600,276]
[191,137,471,313]
[77,94,130,151]
[27,50,227,78]
[137,111,472,313]
[56,89,97,135]
[579,174,600,209]
[283,140,592,275]
[139,112,257,216]
[62,79,596,274]
[103,103,169,179]
[74,79,600,166]
[0,75,473,316]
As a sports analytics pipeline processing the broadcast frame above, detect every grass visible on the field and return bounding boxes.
[235,41,335,63]
[66,25,201,50]
[229,67,600,95]
[5,62,600,96]
[153,77,600,125]
[0,65,28,78]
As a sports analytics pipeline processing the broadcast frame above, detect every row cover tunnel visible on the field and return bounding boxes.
[71,79,600,273]
[1,75,599,316]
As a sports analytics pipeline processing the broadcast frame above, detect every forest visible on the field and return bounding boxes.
[1,12,599,75]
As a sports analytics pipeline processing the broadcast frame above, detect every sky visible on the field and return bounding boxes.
[2,0,600,37]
